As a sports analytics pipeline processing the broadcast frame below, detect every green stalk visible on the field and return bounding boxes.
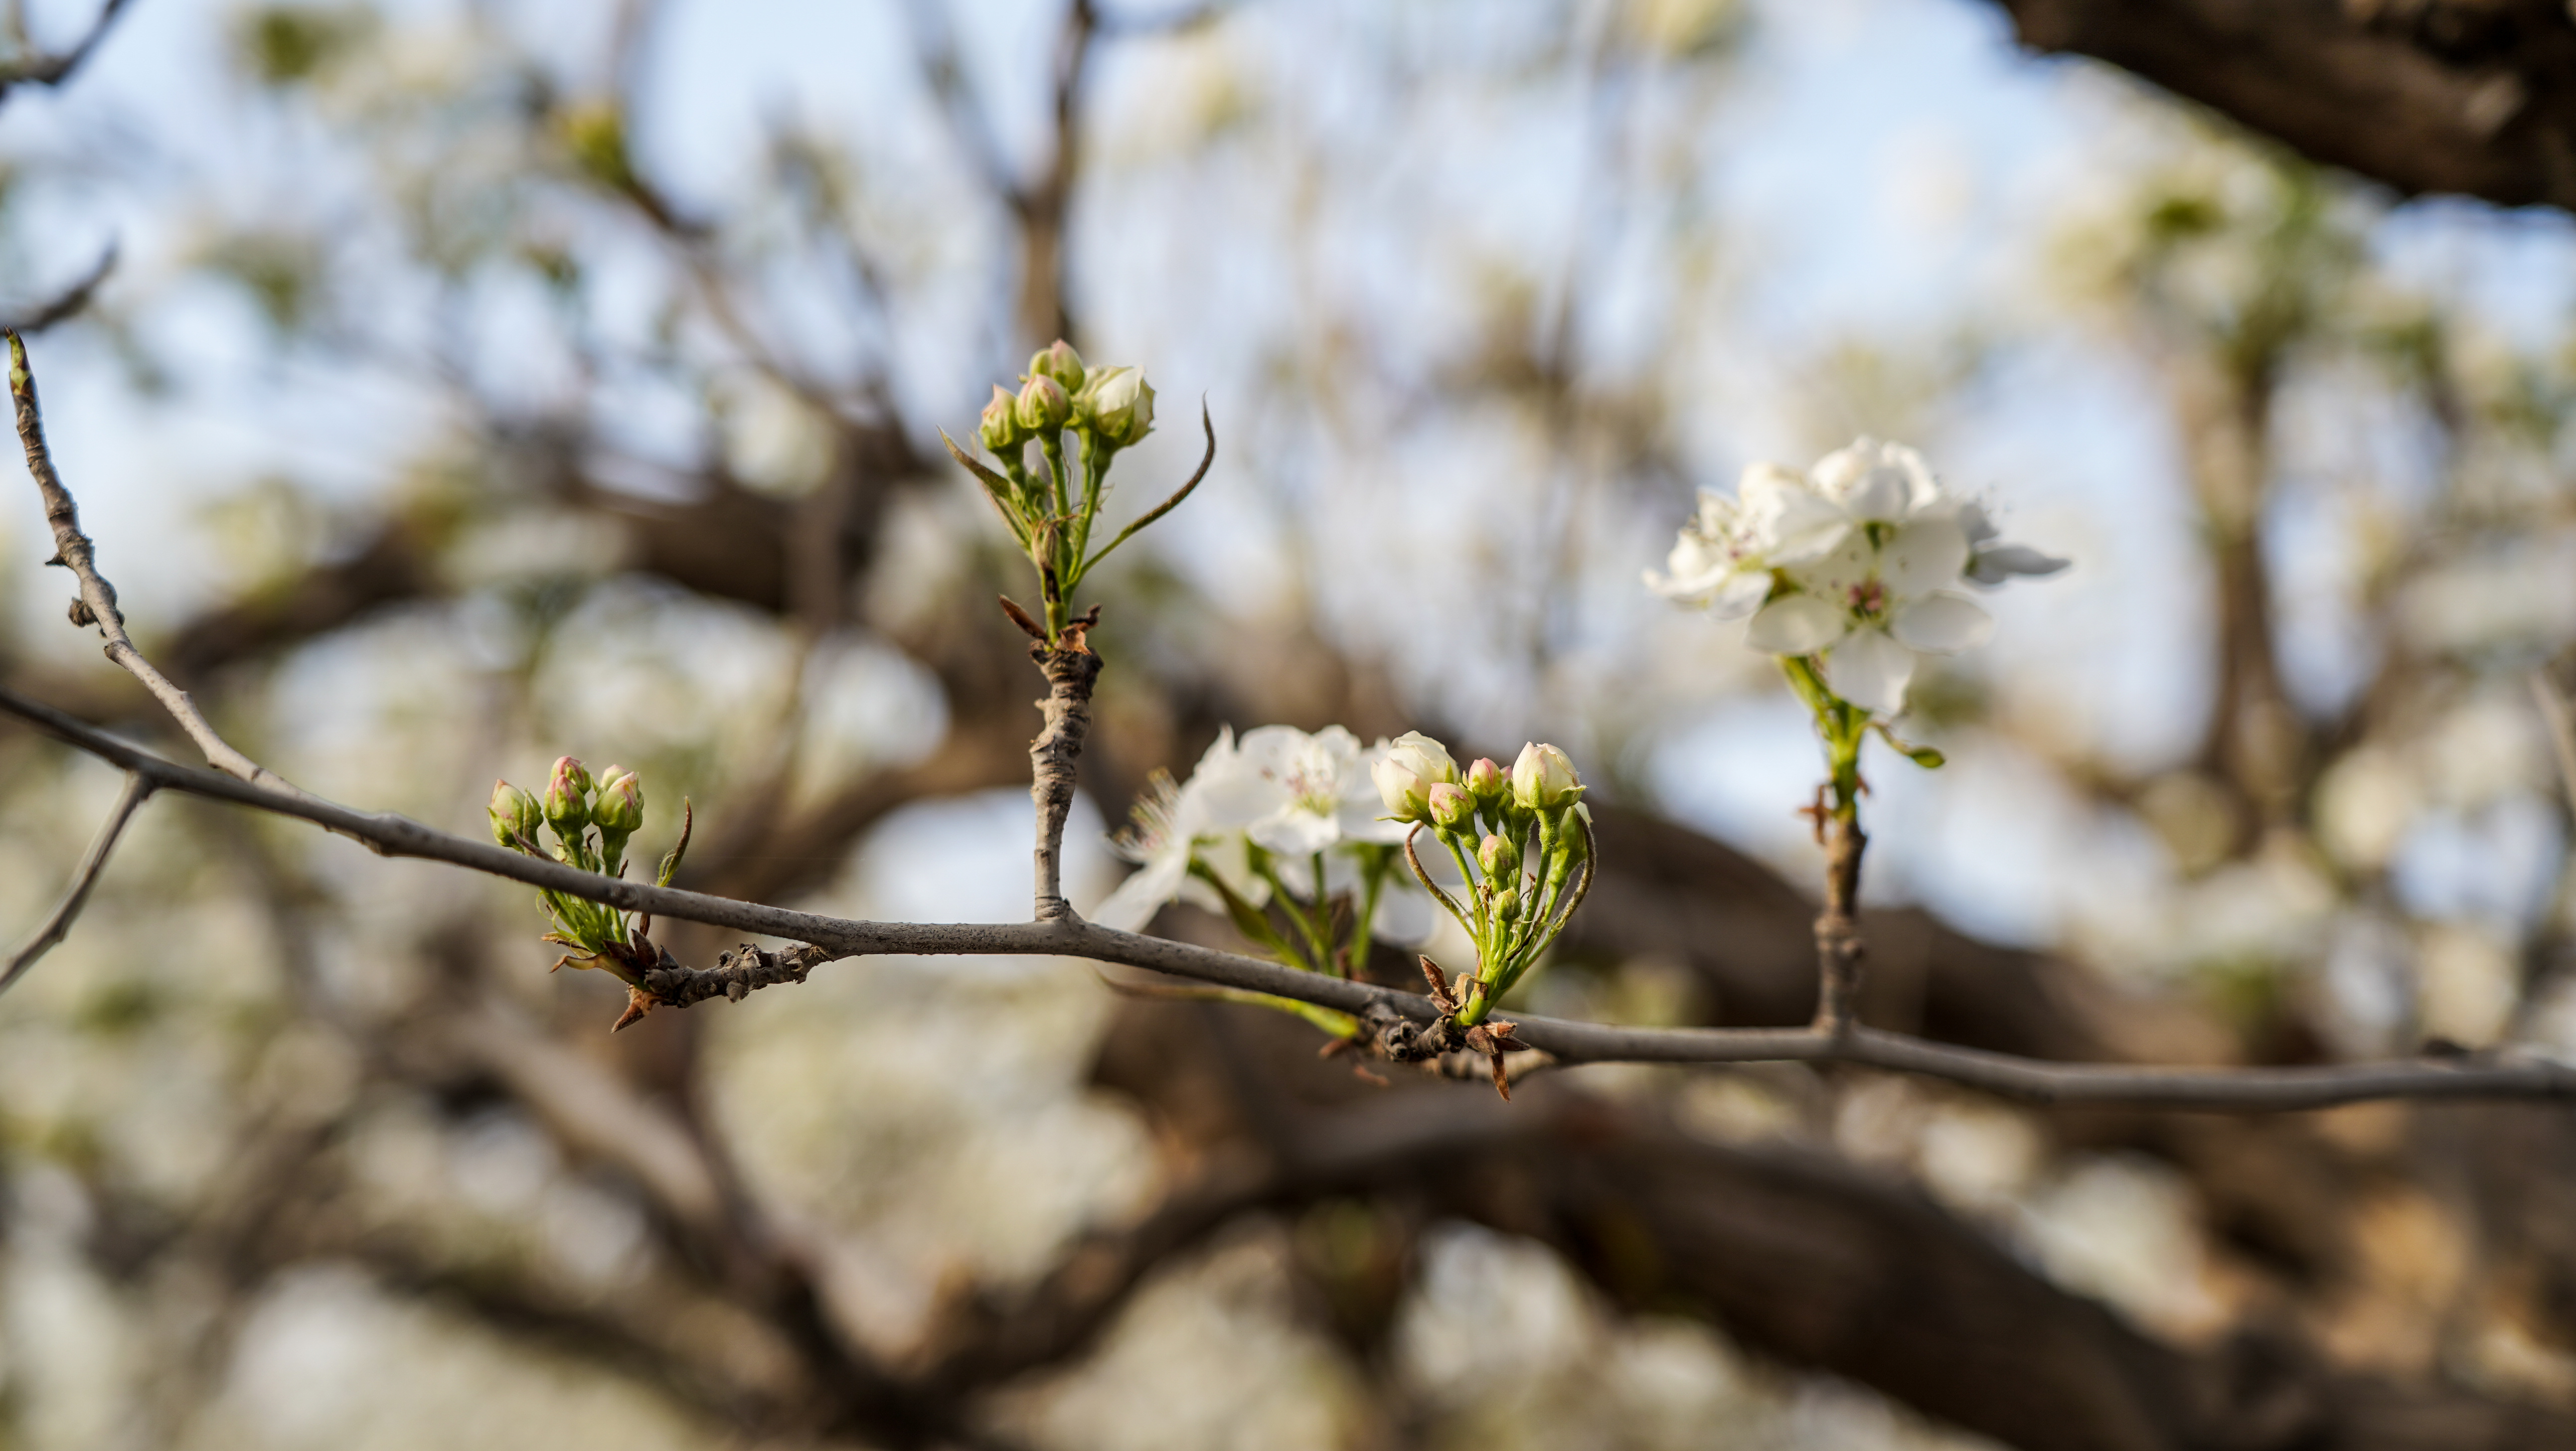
[1346,850,1389,976]
[1257,856,1332,973]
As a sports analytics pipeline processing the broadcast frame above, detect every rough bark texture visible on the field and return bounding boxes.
[1028,642,1104,921]
[1994,0,2576,210]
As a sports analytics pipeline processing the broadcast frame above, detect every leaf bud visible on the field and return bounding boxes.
[1076,365,1155,448]
[1017,373,1073,432]
[1029,339,1086,393]
[1465,756,1507,805]
[489,780,542,849]
[1428,781,1475,832]
[1510,742,1583,811]
[979,384,1026,453]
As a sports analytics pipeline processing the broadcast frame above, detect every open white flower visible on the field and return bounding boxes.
[1752,505,1991,715]
[1098,725,1436,942]
[1650,436,2066,717]
[1201,725,1408,857]
[1644,462,1850,618]
[1092,731,1264,931]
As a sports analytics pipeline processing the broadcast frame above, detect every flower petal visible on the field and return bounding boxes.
[1883,441,1943,515]
[1891,593,1994,654]
[1742,464,1851,564]
[1747,594,1849,655]
[1249,808,1339,857]
[1707,569,1771,621]
[1968,543,2070,583]
[1090,855,1187,931]
[1882,515,1970,595]
[1826,628,1916,715]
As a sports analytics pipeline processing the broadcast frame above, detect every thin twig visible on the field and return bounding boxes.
[7,683,2576,1111]
[0,243,117,334]
[6,332,327,809]
[0,769,152,998]
[0,0,129,97]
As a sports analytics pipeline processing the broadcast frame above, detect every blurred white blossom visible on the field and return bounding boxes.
[1649,436,2066,715]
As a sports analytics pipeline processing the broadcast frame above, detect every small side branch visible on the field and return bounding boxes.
[0,244,117,335]
[0,769,153,998]
[6,332,320,807]
[1028,632,1103,921]
[0,0,131,98]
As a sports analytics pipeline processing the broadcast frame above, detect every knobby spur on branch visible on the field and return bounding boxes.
[11,323,2576,1110]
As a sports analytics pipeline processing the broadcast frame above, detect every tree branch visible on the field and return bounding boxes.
[0,768,150,997]
[0,0,130,99]
[7,681,2576,1110]
[6,331,319,804]
[0,243,116,335]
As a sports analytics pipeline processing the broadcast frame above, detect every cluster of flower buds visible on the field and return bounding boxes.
[978,340,1156,457]
[949,340,1200,646]
[489,755,689,980]
[1372,733,1595,1026]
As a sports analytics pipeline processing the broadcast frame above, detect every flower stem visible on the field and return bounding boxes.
[1782,655,1870,1038]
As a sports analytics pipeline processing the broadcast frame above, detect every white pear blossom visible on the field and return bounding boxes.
[1643,462,1849,617]
[1092,730,1266,931]
[1651,436,2067,717]
[1095,725,1434,944]
[1202,725,1410,856]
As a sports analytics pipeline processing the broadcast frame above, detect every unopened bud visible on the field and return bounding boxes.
[1428,782,1474,832]
[594,766,644,835]
[1385,731,1458,792]
[1076,365,1155,448]
[1510,742,1583,811]
[543,755,593,831]
[1478,833,1519,879]
[1372,753,1434,823]
[1029,339,1086,393]
[489,780,542,849]
[1017,373,1072,432]
[979,384,1025,453]
[1465,757,1506,805]
[1494,886,1521,922]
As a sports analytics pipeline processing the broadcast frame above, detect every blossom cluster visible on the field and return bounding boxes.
[948,339,1169,645]
[489,755,688,977]
[1095,725,1436,959]
[1371,734,1593,1025]
[1647,437,2065,716]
